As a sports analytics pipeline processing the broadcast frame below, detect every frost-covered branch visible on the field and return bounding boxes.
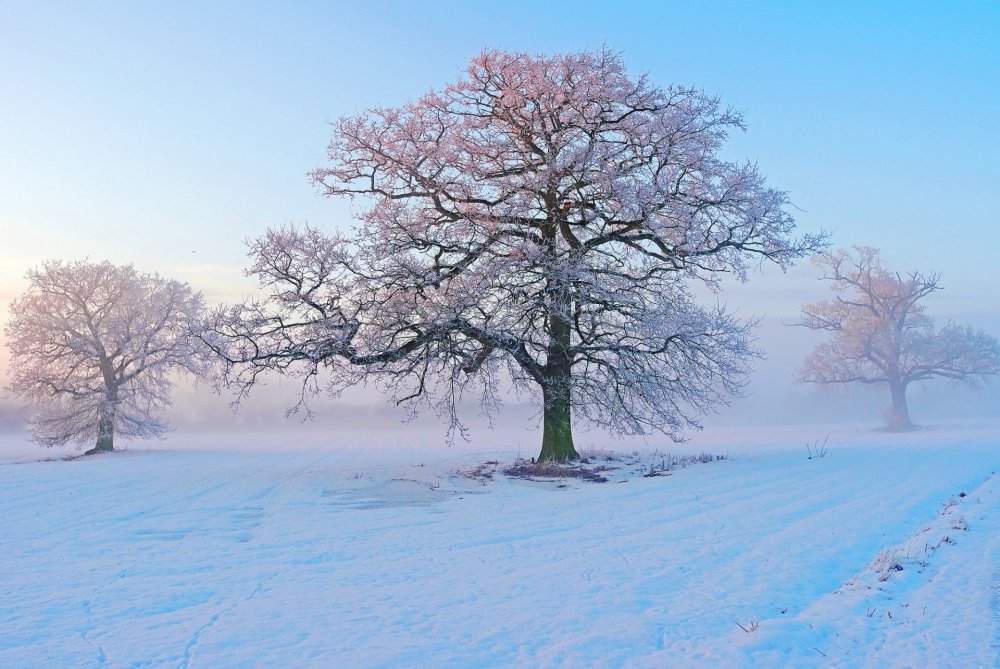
[211,48,824,460]
[795,247,1000,429]
[4,260,209,453]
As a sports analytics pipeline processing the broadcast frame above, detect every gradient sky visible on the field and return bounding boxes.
[2,1,998,427]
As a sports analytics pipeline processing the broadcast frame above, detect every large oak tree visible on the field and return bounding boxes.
[796,247,1000,430]
[5,260,207,453]
[210,49,823,460]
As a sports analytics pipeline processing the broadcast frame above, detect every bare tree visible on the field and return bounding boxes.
[209,49,824,461]
[4,260,208,454]
[796,247,1000,430]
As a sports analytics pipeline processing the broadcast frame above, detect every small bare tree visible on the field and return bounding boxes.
[4,260,208,454]
[796,247,1000,430]
[208,49,824,461]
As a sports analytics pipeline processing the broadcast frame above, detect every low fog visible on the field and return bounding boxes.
[8,319,995,441]
[166,316,1000,432]
[2,282,997,444]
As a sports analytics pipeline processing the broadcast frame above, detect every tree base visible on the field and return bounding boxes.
[536,447,579,463]
[879,422,919,433]
[537,429,579,462]
[538,381,579,462]
[84,441,114,456]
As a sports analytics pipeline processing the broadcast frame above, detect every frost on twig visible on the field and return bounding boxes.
[206,48,824,462]
[4,260,210,453]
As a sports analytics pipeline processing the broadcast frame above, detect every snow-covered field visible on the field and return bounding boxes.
[1,423,998,668]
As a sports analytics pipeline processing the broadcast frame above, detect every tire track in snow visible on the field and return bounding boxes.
[75,538,140,668]
[177,570,280,669]
[175,451,331,668]
[78,623,107,669]
[732,471,1000,667]
[992,570,1000,653]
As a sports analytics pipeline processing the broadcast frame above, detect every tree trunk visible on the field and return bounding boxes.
[86,401,115,455]
[536,210,580,463]
[885,378,913,431]
[87,364,117,455]
[539,381,578,462]
[538,283,579,462]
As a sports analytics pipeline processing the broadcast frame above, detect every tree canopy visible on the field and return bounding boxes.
[5,260,207,453]
[796,247,1000,429]
[209,49,824,460]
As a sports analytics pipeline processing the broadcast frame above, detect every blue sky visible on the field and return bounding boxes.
[2,1,998,424]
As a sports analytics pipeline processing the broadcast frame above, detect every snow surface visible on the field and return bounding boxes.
[1,423,998,668]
